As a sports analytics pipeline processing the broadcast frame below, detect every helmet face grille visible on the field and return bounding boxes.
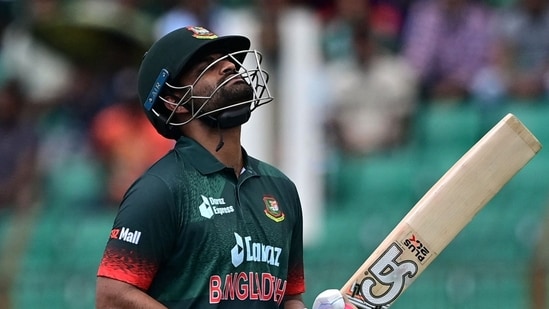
[153,49,274,127]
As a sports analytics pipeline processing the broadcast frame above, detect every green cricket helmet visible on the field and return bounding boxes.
[137,26,273,139]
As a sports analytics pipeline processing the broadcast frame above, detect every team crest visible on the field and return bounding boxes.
[263,196,285,222]
[186,26,218,39]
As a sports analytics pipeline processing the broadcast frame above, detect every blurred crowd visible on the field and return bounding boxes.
[0,0,549,213]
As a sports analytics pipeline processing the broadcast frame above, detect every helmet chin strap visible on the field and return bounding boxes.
[199,105,252,152]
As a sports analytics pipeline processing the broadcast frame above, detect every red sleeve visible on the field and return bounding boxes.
[97,246,158,290]
[285,189,306,296]
[97,174,178,290]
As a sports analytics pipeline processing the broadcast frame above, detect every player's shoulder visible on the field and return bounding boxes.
[144,149,178,172]
[121,151,187,203]
[136,149,191,186]
[248,156,293,183]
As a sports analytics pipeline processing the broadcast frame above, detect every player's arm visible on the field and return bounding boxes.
[283,293,306,309]
[96,277,167,309]
[96,175,177,308]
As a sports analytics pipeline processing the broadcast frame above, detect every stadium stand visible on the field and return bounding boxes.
[2,99,548,308]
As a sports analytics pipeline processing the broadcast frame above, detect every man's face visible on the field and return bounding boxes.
[179,53,253,115]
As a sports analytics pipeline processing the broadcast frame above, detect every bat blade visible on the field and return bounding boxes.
[341,113,542,308]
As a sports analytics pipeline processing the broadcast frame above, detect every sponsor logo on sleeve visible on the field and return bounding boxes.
[110,227,142,245]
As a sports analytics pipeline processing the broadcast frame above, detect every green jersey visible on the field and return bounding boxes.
[97,137,306,308]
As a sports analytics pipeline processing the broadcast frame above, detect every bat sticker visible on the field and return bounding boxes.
[353,243,418,308]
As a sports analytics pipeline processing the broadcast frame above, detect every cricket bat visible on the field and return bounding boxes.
[341,113,542,309]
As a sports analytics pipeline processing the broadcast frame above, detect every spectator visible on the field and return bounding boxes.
[90,68,174,205]
[324,24,417,156]
[368,0,411,52]
[401,0,494,102]
[320,0,370,63]
[256,0,288,66]
[472,0,549,104]
[319,0,410,62]
[154,0,220,39]
[0,79,39,210]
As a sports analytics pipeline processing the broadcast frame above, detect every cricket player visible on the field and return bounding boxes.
[95,26,352,309]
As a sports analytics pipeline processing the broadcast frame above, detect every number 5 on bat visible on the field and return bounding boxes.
[361,244,418,306]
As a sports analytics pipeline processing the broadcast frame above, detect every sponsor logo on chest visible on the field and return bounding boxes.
[199,195,235,219]
[230,232,282,268]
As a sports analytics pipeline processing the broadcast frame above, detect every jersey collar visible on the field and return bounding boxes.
[175,136,254,176]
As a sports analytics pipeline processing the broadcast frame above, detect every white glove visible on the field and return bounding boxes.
[312,289,347,309]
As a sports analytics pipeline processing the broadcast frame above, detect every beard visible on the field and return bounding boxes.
[198,80,254,115]
[213,82,254,109]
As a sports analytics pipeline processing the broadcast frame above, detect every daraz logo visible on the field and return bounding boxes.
[199,195,235,219]
[230,232,282,268]
[110,227,142,245]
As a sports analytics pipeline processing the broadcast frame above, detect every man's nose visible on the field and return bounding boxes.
[218,58,238,74]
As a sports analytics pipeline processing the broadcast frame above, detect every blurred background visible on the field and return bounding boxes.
[1,0,549,308]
